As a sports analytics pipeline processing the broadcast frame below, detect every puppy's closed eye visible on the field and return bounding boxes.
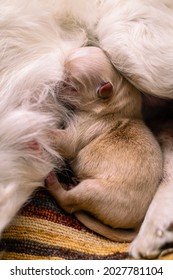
[97,81,113,99]
[60,80,78,94]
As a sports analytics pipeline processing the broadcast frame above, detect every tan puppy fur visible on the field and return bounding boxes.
[47,46,163,242]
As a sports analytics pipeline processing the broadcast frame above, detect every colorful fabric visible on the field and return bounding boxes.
[0,188,172,260]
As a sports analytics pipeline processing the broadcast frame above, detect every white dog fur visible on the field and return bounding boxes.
[0,0,173,258]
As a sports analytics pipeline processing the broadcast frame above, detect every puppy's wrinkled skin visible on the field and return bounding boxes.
[47,47,163,242]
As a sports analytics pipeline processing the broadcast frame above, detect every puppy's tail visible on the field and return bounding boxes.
[75,211,137,242]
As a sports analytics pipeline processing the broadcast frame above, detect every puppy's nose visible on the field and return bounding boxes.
[97,82,113,99]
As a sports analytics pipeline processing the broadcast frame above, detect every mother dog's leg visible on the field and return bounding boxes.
[130,131,173,259]
[0,110,61,235]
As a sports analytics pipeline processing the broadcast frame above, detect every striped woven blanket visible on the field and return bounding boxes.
[0,188,173,260]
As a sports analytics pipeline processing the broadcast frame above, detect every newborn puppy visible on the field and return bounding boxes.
[47,46,163,242]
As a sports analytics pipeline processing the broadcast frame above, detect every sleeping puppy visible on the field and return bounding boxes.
[1,0,173,258]
[47,46,163,242]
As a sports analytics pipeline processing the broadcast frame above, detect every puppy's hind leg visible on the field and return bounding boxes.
[47,174,137,242]
[46,174,102,214]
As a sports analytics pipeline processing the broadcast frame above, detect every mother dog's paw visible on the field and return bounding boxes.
[129,224,173,259]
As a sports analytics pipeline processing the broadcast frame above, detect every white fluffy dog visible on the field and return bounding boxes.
[0,0,173,259]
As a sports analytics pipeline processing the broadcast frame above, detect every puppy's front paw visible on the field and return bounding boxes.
[129,222,173,259]
[46,171,59,187]
[46,171,68,207]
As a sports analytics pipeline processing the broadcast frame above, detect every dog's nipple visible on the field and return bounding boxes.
[27,140,40,151]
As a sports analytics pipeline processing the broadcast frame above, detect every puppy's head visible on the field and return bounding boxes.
[58,46,141,117]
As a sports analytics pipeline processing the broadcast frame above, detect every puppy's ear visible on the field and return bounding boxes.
[97,82,113,99]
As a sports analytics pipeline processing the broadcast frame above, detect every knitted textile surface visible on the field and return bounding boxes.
[1,188,173,260]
